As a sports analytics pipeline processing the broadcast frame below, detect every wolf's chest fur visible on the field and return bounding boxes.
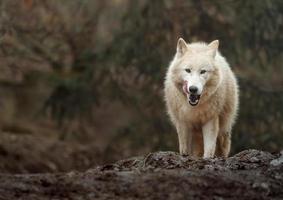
[176,93,222,125]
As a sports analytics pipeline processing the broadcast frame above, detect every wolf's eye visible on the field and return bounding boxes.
[185,68,191,73]
[200,70,207,74]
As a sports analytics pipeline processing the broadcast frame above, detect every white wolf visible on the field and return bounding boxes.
[164,38,239,158]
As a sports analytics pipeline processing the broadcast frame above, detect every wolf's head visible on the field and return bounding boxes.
[169,38,222,106]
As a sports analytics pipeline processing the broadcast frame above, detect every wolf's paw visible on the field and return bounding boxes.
[203,155,216,159]
[179,149,191,156]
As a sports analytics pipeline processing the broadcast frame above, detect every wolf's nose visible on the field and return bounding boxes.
[189,86,198,94]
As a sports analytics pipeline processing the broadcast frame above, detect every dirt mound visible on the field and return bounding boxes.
[0,149,282,199]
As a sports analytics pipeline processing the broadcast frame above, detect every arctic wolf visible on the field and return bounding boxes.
[164,38,239,158]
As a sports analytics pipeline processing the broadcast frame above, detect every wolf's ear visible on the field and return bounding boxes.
[176,38,188,57]
[208,40,219,49]
[208,40,219,58]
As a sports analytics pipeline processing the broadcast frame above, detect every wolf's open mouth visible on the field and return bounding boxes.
[188,94,200,106]
[183,81,201,106]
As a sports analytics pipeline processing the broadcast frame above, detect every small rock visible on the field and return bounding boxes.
[252,182,269,190]
[270,156,283,167]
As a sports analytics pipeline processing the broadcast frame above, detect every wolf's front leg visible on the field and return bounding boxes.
[176,123,192,156]
[216,115,233,157]
[202,118,219,158]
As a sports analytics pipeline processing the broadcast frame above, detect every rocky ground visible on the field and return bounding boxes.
[0,149,282,200]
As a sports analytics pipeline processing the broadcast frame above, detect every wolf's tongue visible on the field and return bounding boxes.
[183,81,188,94]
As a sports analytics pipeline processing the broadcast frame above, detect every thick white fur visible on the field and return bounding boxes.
[164,38,239,158]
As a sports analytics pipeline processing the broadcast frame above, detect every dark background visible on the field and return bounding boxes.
[0,0,282,173]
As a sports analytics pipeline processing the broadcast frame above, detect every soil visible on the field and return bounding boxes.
[0,149,282,200]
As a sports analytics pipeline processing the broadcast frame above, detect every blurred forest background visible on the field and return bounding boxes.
[0,0,282,173]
